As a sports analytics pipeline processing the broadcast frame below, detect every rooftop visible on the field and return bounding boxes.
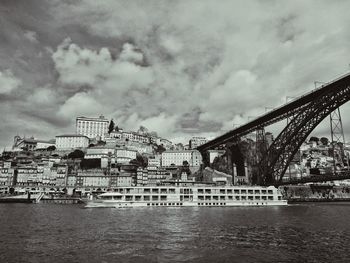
[56,134,89,138]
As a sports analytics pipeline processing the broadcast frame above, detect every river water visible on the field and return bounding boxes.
[0,203,349,263]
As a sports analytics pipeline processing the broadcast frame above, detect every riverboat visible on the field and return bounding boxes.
[85,185,287,208]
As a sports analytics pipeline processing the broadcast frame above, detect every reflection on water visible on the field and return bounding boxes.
[0,203,349,263]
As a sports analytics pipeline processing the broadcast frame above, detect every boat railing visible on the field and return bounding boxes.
[34,192,45,203]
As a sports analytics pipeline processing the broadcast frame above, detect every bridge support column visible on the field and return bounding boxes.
[330,107,346,171]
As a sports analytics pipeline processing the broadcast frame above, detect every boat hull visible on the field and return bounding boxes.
[85,200,288,208]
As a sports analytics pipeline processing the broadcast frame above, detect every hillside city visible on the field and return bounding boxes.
[0,115,349,197]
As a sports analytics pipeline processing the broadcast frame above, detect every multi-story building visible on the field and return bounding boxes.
[85,147,115,159]
[122,131,150,144]
[55,134,89,150]
[147,168,171,185]
[76,169,109,188]
[76,115,109,140]
[126,141,153,154]
[189,136,208,149]
[116,148,137,164]
[12,136,55,151]
[136,168,148,186]
[161,150,202,167]
[0,165,14,186]
[16,166,40,186]
[75,169,133,188]
[148,155,161,168]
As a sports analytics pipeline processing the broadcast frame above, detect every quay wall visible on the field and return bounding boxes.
[280,185,350,202]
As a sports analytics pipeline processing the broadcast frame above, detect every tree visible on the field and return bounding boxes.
[81,158,101,169]
[108,119,115,134]
[129,154,148,168]
[309,137,319,144]
[68,149,84,159]
[155,144,166,154]
[138,125,148,135]
[47,145,56,151]
[320,137,329,146]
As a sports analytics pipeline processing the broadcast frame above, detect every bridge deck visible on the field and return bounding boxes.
[278,171,350,186]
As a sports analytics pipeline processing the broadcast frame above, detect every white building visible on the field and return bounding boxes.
[116,148,137,164]
[148,155,161,168]
[122,131,150,144]
[36,140,56,149]
[85,147,115,159]
[161,150,202,167]
[55,134,89,150]
[76,115,109,140]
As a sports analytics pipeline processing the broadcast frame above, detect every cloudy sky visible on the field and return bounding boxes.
[1,0,350,149]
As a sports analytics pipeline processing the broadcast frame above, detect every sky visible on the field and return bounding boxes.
[1,0,350,149]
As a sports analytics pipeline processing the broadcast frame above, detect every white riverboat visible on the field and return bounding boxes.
[85,184,287,208]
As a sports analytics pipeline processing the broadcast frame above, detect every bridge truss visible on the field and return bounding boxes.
[197,73,350,185]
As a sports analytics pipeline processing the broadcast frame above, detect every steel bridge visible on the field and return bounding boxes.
[197,72,350,186]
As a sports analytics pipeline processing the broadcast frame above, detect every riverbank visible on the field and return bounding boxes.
[281,184,350,202]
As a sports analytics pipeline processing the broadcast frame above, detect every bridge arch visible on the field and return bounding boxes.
[262,81,350,185]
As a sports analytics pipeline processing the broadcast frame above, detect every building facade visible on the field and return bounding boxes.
[116,148,137,164]
[76,115,109,140]
[85,147,115,159]
[161,150,202,167]
[56,134,89,150]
